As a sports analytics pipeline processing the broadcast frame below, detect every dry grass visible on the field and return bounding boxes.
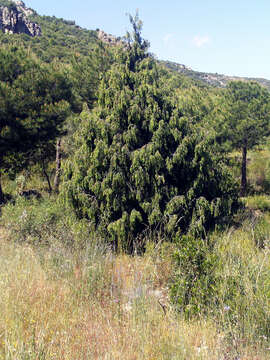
[0,231,269,359]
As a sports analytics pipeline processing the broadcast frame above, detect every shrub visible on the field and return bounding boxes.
[170,235,219,317]
[1,195,93,248]
[170,223,270,344]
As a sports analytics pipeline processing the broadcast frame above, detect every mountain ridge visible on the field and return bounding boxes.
[0,0,270,91]
[161,60,270,91]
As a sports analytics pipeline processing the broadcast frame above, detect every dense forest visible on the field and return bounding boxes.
[1,2,270,359]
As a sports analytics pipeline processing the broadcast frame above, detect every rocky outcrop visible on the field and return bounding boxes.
[0,1,41,36]
[97,30,122,46]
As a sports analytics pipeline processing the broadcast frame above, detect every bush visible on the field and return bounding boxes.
[1,196,94,248]
[170,235,219,317]
[170,223,270,344]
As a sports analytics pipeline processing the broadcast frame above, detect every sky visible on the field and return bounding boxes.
[25,0,270,79]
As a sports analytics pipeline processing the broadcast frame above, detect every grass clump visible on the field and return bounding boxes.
[248,149,270,194]
[214,228,270,343]
[244,195,270,212]
[0,195,94,249]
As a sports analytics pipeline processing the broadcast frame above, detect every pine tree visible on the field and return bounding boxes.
[0,47,73,201]
[225,81,270,195]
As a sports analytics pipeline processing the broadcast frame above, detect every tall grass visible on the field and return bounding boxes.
[1,182,270,358]
[213,227,270,349]
[0,221,270,358]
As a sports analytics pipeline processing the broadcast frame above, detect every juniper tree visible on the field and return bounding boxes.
[62,15,238,252]
[70,42,113,111]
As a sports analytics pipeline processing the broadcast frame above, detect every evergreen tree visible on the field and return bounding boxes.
[225,81,270,195]
[0,47,73,202]
[62,16,238,252]
[70,42,113,110]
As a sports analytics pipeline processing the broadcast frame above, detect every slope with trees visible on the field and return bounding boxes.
[0,46,74,202]
[0,0,99,64]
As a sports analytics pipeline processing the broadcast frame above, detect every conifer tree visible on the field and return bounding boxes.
[62,15,238,251]
[70,42,113,110]
[0,47,73,201]
[225,81,270,195]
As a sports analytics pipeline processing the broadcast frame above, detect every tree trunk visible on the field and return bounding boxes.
[54,138,62,193]
[241,143,247,196]
[0,173,4,204]
[42,159,52,193]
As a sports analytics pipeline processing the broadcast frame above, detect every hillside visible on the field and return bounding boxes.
[162,60,270,91]
[1,0,269,92]
[0,0,99,63]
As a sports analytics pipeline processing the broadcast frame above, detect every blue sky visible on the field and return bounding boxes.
[25,0,270,79]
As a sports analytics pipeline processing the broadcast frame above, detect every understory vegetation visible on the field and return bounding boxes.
[1,174,270,358]
[1,6,270,359]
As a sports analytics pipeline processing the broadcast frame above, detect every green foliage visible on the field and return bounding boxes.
[69,43,113,110]
[0,46,73,176]
[244,195,270,212]
[213,81,270,195]
[214,228,270,342]
[2,196,66,244]
[253,216,270,248]
[225,81,270,151]
[62,16,238,252]
[170,216,270,344]
[247,149,270,193]
[0,12,99,64]
[170,236,218,317]
[0,195,96,248]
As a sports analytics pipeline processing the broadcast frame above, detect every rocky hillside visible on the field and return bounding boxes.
[0,0,41,36]
[0,0,269,91]
[0,0,98,64]
[161,60,270,91]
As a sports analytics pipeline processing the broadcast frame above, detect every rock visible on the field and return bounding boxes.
[0,1,41,36]
[97,29,122,46]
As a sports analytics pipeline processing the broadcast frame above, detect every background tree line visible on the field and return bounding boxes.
[1,13,269,239]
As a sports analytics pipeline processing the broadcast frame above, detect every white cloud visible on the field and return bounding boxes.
[163,33,174,46]
[193,35,210,48]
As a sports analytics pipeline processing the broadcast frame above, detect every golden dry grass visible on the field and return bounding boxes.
[0,231,269,359]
